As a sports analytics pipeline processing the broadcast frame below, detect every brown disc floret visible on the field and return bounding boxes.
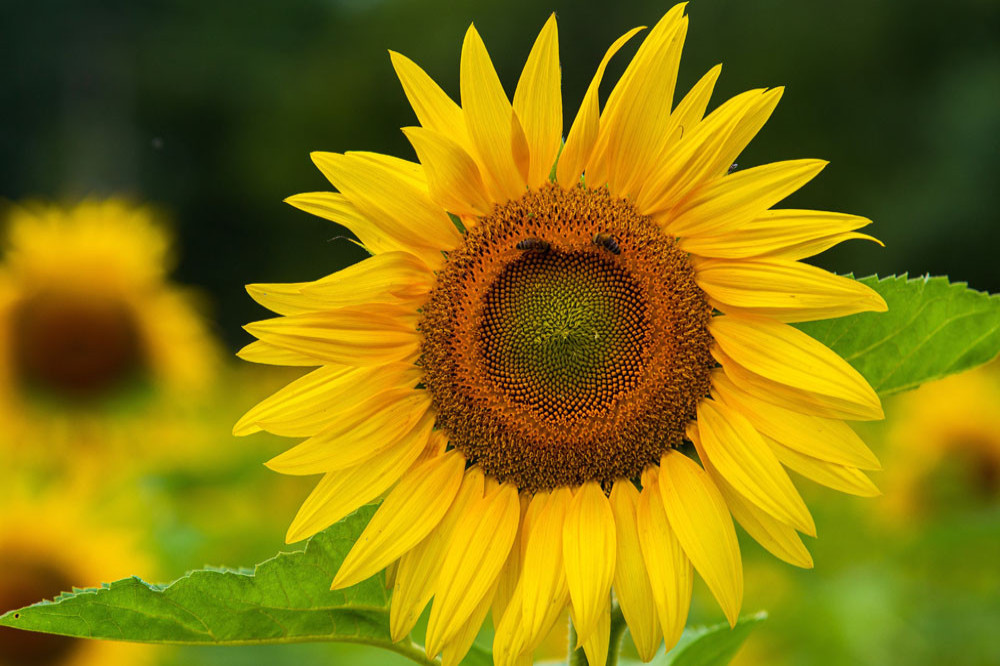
[420,183,713,491]
[9,290,146,402]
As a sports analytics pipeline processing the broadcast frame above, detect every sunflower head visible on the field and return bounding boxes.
[0,200,218,412]
[0,487,157,666]
[239,5,887,664]
[881,362,1000,518]
[421,182,714,491]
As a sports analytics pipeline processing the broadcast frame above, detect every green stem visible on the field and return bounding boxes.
[569,604,628,666]
[569,623,585,666]
[390,638,440,666]
[607,605,628,666]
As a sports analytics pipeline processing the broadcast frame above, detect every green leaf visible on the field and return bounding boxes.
[796,275,1000,396]
[0,505,445,664]
[618,612,767,666]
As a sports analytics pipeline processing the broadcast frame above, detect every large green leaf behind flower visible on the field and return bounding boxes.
[0,505,492,664]
[798,275,1000,396]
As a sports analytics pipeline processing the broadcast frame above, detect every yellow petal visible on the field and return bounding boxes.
[492,582,530,666]
[493,574,570,666]
[714,345,866,421]
[389,50,469,150]
[697,398,816,535]
[332,450,467,589]
[696,258,888,322]
[402,126,493,217]
[425,481,521,656]
[236,339,320,367]
[710,314,884,421]
[384,561,398,591]
[668,64,722,142]
[285,191,401,256]
[312,151,460,266]
[265,390,431,475]
[284,413,433,543]
[592,5,689,198]
[608,480,662,662]
[713,88,785,177]
[460,24,526,202]
[619,63,722,195]
[511,111,531,183]
[766,435,881,497]
[245,281,326,316]
[679,208,879,260]
[667,159,827,239]
[244,304,419,367]
[659,450,743,627]
[719,481,814,568]
[689,425,813,568]
[391,469,485,642]
[636,88,781,215]
[299,251,435,308]
[520,487,572,645]
[562,482,616,642]
[556,27,645,190]
[347,151,428,192]
[441,582,497,666]
[637,468,692,652]
[577,598,611,666]
[493,494,531,629]
[513,14,562,189]
[234,362,420,437]
[711,370,881,470]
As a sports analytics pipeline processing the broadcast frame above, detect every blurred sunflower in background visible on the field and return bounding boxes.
[881,361,1000,519]
[0,484,160,666]
[238,4,887,664]
[0,199,219,465]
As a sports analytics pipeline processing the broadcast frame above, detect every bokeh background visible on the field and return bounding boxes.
[1,0,998,664]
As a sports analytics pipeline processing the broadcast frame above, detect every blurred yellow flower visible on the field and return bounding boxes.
[0,200,220,462]
[239,5,886,664]
[881,361,1000,518]
[0,485,160,666]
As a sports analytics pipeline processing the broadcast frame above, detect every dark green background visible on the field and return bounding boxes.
[2,0,997,349]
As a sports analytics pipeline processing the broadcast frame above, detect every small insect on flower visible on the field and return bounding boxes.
[728,162,739,174]
[515,237,551,252]
[592,231,621,255]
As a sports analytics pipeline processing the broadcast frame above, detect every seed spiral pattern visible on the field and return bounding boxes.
[479,250,649,421]
[420,183,714,491]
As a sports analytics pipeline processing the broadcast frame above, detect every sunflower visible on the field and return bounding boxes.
[0,486,159,666]
[0,200,219,455]
[237,5,887,664]
[880,362,1000,519]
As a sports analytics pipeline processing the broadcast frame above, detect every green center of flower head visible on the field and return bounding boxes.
[480,250,649,420]
[420,183,714,491]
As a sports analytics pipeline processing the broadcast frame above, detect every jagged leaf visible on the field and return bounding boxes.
[797,275,1000,395]
[0,505,453,664]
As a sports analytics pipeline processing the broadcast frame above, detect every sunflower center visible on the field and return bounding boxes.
[9,290,146,402]
[0,551,81,665]
[420,183,714,491]
[479,250,648,420]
